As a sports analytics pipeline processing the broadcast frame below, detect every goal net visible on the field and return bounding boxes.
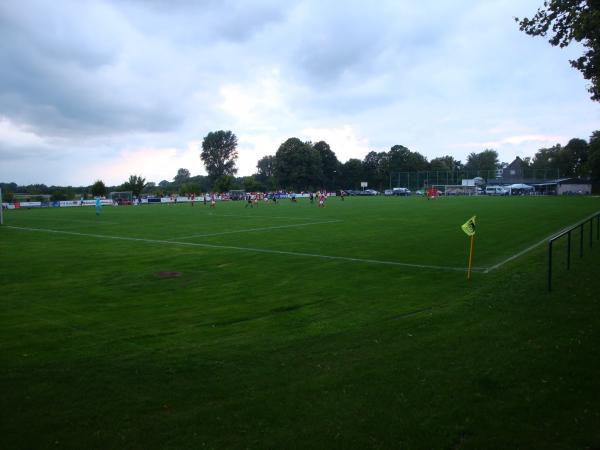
[109,191,133,205]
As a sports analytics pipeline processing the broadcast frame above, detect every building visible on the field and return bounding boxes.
[502,157,524,182]
[555,178,592,195]
[488,157,592,194]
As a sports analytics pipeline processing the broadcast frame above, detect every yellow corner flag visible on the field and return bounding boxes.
[461,215,477,280]
[461,215,476,237]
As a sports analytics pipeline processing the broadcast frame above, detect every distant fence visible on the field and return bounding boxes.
[548,212,600,291]
[391,169,560,191]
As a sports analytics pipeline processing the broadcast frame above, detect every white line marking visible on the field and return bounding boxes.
[4,225,478,273]
[485,210,600,272]
[172,220,341,240]
[21,217,120,225]
[206,213,324,221]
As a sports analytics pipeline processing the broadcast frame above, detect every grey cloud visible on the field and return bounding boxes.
[0,144,47,161]
[115,0,288,44]
[0,1,184,137]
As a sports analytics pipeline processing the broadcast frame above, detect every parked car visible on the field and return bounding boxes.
[392,187,411,196]
[485,186,509,196]
[362,189,379,195]
[384,189,394,196]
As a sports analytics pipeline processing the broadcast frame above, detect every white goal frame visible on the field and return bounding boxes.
[109,191,133,205]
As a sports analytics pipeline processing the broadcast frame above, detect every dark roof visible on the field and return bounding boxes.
[558,177,592,185]
[506,157,523,170]
[531,178,591,186]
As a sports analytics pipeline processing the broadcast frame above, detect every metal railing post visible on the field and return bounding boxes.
[548,241,553,292]
[547,211,599,292]
[567,230,571,270]
[580,224,584,258]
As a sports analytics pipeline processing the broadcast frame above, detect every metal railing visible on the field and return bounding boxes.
[548,212,600,291]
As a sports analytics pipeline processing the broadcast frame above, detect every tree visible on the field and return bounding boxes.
[179,181,202,195]
[201,130,239,181]
[189,175,212,193]
[405,151,429,172]
[516,1,600,101]
[387,145,429,173]
[362,151,389,190]
[256,155,276,189]
[143,182,156,194]
[587,131,600,190]
[51,190,69,201]
[313,141,340,190]
[564,138,589,176]
[212,175,235,193]
[243,176,263,192]
[256,155,275,179]
[339,158,363,189]
[121,175,146,197]
[430,156,460,172]
[90,180,107,197]
[531,144,578,177]
[464,149,499,176]
[274,138,323,190]
[0,182,17,202]
[173,168,191,185]
[387,145,411,173]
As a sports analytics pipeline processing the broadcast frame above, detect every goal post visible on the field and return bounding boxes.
[0,187,3,225]
[109,191,133,205]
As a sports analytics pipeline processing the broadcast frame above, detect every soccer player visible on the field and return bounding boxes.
[95,197,102,216]
[245,193,253,208]
[210,194,216,208]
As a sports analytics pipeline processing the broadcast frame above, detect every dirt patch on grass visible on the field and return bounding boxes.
[155,271,182,278]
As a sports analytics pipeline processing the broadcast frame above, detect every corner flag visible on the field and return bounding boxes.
[461,215,476,236]
[461,215,477,280]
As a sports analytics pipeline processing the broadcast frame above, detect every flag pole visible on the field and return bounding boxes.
[467,234,475,280]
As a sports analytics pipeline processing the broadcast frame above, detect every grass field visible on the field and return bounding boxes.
[1,195,600,449]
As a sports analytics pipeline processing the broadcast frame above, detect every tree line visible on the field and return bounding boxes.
[193,129,600,193]
[1,129,599,201]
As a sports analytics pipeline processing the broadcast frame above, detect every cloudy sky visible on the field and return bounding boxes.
[1,0,599,186]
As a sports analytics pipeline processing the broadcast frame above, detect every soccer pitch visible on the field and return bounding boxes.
[1,196,600,449]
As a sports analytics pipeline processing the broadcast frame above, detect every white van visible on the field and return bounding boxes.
[485,186,509,196]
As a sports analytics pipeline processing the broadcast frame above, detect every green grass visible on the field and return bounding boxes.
[1,196,599,449]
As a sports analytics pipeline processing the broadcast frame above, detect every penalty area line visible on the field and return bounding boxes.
[172,220,342,240]
[4,225,479,273]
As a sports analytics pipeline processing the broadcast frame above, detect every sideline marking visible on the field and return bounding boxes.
[485,210,600,273]
[172,220,341,240]
[22,217,120,225]
[4,225,478,273]
[205,213,327,221]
